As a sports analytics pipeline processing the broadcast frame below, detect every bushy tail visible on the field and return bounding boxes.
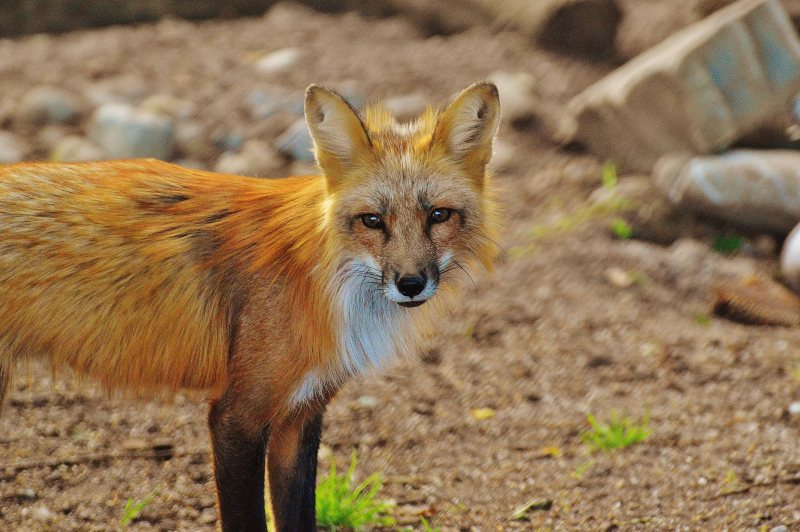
[0,353,11,416]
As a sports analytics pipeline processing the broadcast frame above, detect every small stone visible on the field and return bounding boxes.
[605,267,633,288]
[16,86,84,126]
[384,93,429,122]
[213,131,245,152]
[140,94,195,120]
[255,47,302,75]
[85,75,149,107]
[489,71,539,128]
[36,124,70,150]
[698,476,708,486]
[489,139,516,173]
[247,89,283,120]
[175,121,211,159]
[214,140,285,177]
[88,103,175,160]
[317,444,333,462]
[470,407,495,420]
[275,119,315,162]
[32,505,55,521]
[770,526,788,532]
[788,402,800,416]
[199,508,217,525]
[51,135,107,162]
[356,395,379,409]
[782,222,800,291]
[0,130,28,163]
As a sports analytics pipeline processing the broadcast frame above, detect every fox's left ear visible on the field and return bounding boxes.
[305,84,372,187]
[432,82,501,178]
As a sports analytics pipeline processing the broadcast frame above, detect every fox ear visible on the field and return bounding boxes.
[304,84,372,184]
[432,82,500,177]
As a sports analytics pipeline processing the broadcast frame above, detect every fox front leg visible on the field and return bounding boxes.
[267,410,325,531]
[208,396,271,532]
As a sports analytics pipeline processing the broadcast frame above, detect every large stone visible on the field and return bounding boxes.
[275,119,315,162]
[0,130,28,163]
[214,140,285,177]
[560,0,800,172]
[88,103,175,160]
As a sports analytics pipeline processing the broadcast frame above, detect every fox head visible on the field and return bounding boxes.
[305,82,500,308]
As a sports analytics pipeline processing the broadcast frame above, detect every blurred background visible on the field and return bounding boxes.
[1,0,800,529]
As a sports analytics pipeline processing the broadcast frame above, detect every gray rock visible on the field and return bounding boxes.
[489,71,539,128]
[15,86,84,126]
[384,93,428,122]
[36,124,70,151]
[0,130,28,163]
[85,75,149,107]
[88,103,175,160]
[51,135,107,162]
[770,526,789,532]
[560,0,800,172]
[214,140,285,177]
[213,131,245,152]
[275,119,315,162]
[175,120,211,159]
[254,47,302,75]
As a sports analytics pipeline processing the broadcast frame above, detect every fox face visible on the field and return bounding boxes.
[305,82,500,308]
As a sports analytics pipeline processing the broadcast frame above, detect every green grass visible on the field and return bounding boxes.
[601,161,618,189]
[610,217,633,239]
[581,411,651,452]
[712,235,743,254]
[119,491,156,529]
[419,516,441,531]
[315,452,395,531]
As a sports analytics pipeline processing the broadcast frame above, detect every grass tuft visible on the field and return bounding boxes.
[316,451,395,530]
[581,410,651,452]
[119,491,156,529]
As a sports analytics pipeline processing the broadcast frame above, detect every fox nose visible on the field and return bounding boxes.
[396,274,426,298]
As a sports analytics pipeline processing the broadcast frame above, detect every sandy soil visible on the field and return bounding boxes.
[1,2,799,530]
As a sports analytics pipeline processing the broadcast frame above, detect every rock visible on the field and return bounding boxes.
[139,94,195,120]
[255,47,302,75]
[15,86,84,126]
[488,138,516,173]
[605,267,634,288]
[383,93,429,122]
[770,525,789,532]
[788,402,800,416]
[0,130,28,163]
[782,222,800,291]
[472,0,621,57]
[88,103,175,160]
[85,75,149,107]
[656,150,800,233]
[560,0,800,172]
[213,130,245,152]
[32,505,55,522]
[488,71,539,128]
[175,121,211,159]
[275,119,315,162]
[36,124,70,151]
[51,135,107,162]
[356,395,379,409]
[214,140,284,177]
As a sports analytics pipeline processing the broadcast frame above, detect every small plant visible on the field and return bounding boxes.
[713,235,743,254]
[315,451,395,530]
[610,218,633,239]
[119,491,156,529]
[602,161,618,189]
[581,410,651,452]
[419,516,441,531]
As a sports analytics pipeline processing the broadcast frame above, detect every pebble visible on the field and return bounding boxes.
[140,94,195,120]
[198,508,217,525]
[605,267,634,288]
[770,526,788,532]
[356,395,379,409]
[15,86,84,126]
[214,140,285,177]
[781,222,800,291]
[32,506,55,521]
[275,119,315,162]
[384,93,428,122]
[255,47,302,75]
[85,74,149,106]
[0,130,28,163]
[489,70,539,127]
[88,103,175,160]
[788,402,800,416]
[175,120,211,159]
[51,135,107,162]
[489,138,516,173]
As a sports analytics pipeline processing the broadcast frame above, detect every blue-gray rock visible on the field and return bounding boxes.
[213,131,245,152]
[16,86,84,126]
[88,103,175,160]
[275,119,315,162]
[0,130,28,163]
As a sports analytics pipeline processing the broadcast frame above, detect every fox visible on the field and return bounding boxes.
[0,81,500,531]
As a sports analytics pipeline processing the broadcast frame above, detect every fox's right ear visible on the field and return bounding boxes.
[304,84,372,186]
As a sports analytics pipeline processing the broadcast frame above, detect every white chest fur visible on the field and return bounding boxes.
[288,260,414,407]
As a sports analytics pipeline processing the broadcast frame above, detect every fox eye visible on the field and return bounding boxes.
[360,213,384,229]
[429,208,452,224]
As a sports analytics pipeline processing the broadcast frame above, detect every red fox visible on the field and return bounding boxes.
[0,82,500,531]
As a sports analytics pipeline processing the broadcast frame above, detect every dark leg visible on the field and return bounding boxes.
[267,410,324,532]
[208,397,270,532]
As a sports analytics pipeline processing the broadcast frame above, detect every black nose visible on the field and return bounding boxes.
[397,275,426,297]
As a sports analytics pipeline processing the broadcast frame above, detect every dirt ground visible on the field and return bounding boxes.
[1,2,799,530]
